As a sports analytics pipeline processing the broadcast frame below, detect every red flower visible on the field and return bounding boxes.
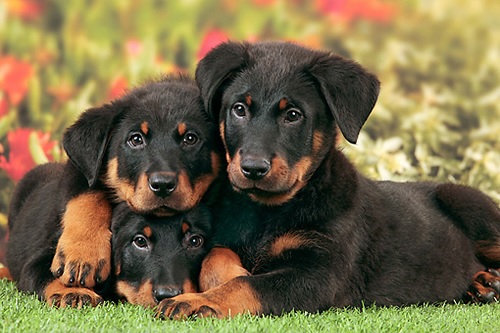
[0,55,34,106]
[197,30,230,60]
[125,39,144,59]
[0,128,57,181]
[315,0,396,23]
[107,76,129,101]
[6,0,45,21]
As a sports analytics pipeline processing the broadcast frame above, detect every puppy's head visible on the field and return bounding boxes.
[111,202,212,308]
[195,41,380,205]
[63,76,222,215]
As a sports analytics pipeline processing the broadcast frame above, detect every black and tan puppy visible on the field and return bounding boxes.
[5,168,212,307]
[6,76,221,306]
[156,41,500,319]
[111,202,212,307]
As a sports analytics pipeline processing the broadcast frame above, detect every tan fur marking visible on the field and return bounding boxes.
[0,267,12,280]
[270,233,312,257]
[181,222,189,234]
[294,156,313,182]
[105,158,135,203]
[312,131,324,154]
[143,226,152,238]
[116,280,156,308]
[141,121,149,135]
[279,98,288,111]
[44,279,103,308]
[245,94,252,106]
[220,122,229,154]
[199,247,250,292]
[178,122,187,136]
[183,279,198,294]
[51,191,112,287]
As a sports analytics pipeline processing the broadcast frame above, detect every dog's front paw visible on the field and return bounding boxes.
[467,269,500,303]
[51,231,111,288]
[156,294,222,320]
[45,280,104,309]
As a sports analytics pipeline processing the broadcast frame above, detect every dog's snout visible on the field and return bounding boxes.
[148,172,177,197]
[153,286,182,302]
[240,157,271,180]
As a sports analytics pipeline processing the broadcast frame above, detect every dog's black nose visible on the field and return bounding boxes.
[240,157,271,180]
[148,172,177,197]
[153,286,182,302]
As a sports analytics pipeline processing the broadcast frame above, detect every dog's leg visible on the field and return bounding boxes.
[466,269,500,303]
[198,247,250,292]
[50,191,112,288]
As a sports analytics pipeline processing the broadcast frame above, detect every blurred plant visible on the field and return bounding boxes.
[0,128,59,181]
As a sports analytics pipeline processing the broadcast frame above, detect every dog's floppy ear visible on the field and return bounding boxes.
[309,53,380,144]
[195,41,250,121]
[63,103,123,187]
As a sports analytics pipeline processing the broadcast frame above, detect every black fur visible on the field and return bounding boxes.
[157,41,500,318]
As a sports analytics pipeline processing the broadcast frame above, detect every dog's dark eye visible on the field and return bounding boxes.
[182,132,199,146]
[186,234,204,248]
[284,109,303,123]
[133,235,149,249]
[127,132,146,148]
[232,102,247,118]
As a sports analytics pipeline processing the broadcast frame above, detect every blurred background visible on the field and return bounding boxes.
[0,0,499,265]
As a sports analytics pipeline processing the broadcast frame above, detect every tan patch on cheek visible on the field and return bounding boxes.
[176,170,215,210]
[178,122,187,136]
[141,121,149,135]
[249,156,311,206]
[227,151,241,179]
[294,156,313,182]
[199,247,250,292]
[105,158,135,203]
[116,280,156,307]
[128,173,152,211]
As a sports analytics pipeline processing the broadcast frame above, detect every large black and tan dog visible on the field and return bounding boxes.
[5,168,212,307]
[6,76,221,306]
[156,41,500,319]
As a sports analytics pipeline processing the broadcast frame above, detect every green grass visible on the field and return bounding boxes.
[1,279,498,333]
